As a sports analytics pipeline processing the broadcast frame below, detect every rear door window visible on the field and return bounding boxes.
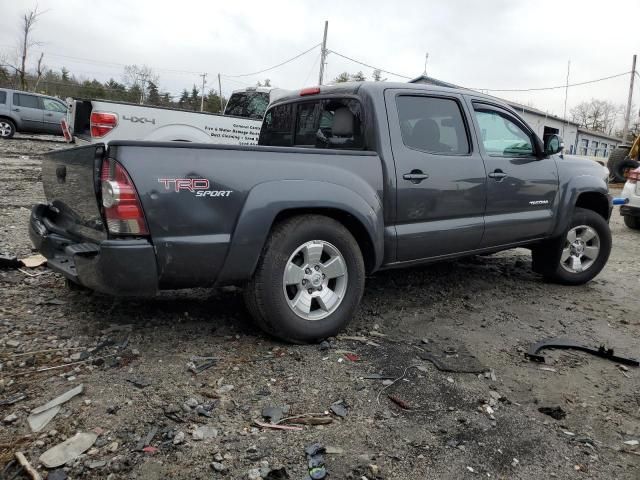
[396,95,470,154]
[13,93,41,109]
[0,91,6,104]
[260,98,364,149]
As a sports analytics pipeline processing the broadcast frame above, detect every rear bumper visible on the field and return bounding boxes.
[29,204,158,296]
[620,204,640,218]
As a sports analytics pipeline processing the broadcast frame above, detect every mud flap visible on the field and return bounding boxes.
[531,235,564,275]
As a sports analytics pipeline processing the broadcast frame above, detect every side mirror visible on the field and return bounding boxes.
[544,134,564,156]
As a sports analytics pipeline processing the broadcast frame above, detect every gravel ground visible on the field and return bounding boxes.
[0,134,639,479]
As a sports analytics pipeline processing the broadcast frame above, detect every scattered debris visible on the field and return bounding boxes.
[254,420,303,431]
[14,451,42,480]
[186,355,218,374]
[286,415,332,425]
[305,443,327,479]
[28,405,61,433]
[329,400,348,418]
[172,431,185,445]
[262,405,288,424]
[526,337,639,367]
[3,413,18,424]
[343,353,360,362]
[388,394,411,410]
[135,425,158,451]
[27,384,84,432]
[538,406,567,420]
[192,425,218,440]
[126,376,152,388]
[0,392,26,406]
[20,254,47,268]
[419,343,487,373]
[39,432,98,468]
[623,440,639,446]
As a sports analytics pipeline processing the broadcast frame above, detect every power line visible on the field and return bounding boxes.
[328,49,413,80]
[303,52,322,87]
[222,43,320,78]
[471,71,631,92]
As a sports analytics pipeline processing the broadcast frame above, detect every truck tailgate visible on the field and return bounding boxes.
[42,144,107,241]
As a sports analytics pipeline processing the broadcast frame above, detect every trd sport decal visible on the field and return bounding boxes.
[158,178,232,197]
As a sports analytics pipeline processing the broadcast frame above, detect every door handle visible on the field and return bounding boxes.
[488,170,507,180]
[403,170,429,183]
[45,113,53,117]
[12,108,19,112]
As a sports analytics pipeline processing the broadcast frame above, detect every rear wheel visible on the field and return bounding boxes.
[532,207,611,285]
[623,215,640,230]
[0,119,15,139]
[244,215,365,343]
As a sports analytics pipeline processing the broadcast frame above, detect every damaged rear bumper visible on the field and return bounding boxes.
[29,204,158,296]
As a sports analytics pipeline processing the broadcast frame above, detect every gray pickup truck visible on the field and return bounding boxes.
[30,82,612,342]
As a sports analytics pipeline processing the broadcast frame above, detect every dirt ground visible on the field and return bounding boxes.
[0,134,638,480]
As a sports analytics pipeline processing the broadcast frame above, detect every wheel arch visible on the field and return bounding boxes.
[216,180,384,284]
[575,191,610,220]
[551,174,611,237]
[272,207,377,273]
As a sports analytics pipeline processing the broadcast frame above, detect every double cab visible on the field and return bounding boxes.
[30,82,612,342]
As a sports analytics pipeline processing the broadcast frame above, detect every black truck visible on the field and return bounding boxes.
[30,82,612,342]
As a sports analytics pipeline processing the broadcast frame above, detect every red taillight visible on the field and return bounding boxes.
[61,118,72,142]
[100,158,148,235]
[90,111,118,138]
[627,167,640,184]
[300,87,321,96]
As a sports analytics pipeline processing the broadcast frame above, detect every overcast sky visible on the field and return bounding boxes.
[1,0,639,123]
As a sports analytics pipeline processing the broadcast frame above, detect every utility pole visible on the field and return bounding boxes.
[318,20,328,85]
[622,54,637,144]
[562,60,570,137]
[200,73,207,112]
[218,73,224,114]
[423,52,429,76]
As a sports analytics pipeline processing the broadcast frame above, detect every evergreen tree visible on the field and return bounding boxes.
[146,81,160,105]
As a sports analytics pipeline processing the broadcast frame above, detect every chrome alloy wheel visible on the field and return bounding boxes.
[0,121,12,137]
[560,225,600,273]
[282,240,348,321]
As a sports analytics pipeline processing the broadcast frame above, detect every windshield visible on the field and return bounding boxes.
[224,92,270,119]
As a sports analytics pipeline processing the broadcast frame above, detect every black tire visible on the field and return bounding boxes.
[532,207,611,285]
[607,146,637,183]
[623,215,640,230]
[244,215,365,343]
[0,118,16,139]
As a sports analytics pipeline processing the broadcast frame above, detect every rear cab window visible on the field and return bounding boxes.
[224,91,270,119]
[260,97,364,149]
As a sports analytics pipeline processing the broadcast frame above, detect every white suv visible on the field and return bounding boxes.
[620,167,640,229]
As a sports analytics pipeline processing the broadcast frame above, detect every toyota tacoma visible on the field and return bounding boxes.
[30,82,613,342]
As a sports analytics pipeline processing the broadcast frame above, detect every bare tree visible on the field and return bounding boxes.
[18,5,45,91]
[34,52,45,90]
[570,99,623,135]
[123,65,159,103]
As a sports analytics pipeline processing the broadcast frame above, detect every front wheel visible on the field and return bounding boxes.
[532,207,611,285]
[245,215,365,343]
